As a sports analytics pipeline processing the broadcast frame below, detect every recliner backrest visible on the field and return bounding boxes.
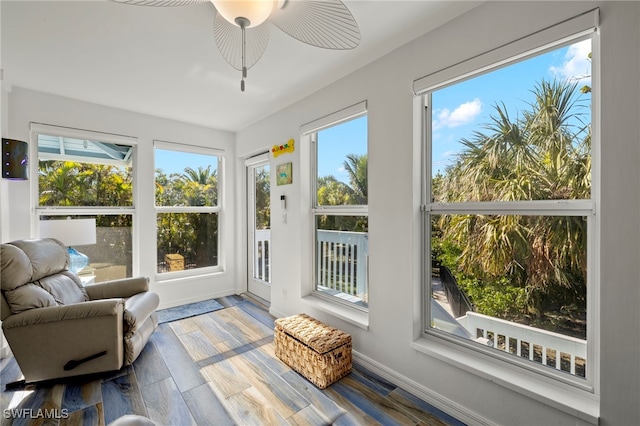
[1,238,88,320]
[8,239,69,282]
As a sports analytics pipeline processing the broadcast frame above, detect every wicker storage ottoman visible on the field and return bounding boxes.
[274,313,352,389]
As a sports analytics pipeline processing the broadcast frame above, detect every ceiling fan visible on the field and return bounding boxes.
[109,0,361,92]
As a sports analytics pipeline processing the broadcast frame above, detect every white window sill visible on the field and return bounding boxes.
[155,267,224,285]
[302,294,369,330]
[411,336,599,424]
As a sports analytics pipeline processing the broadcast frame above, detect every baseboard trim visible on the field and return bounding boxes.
[352,350,492,426]
[240,292,270,311]
[269,306,287,319]
[157,290,234,310]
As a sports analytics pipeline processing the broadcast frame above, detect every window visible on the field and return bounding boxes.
[33,124,136,283]
[154,142,222,276]
[420,28,596,385]
[307,102,368,309]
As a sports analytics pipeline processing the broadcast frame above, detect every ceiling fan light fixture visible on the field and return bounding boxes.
[211,0,275,28]
[110,0,360,92]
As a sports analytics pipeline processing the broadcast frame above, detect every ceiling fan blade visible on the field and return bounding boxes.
[108,0,208,6]
[270,0,360,50]
[213,13,270,71]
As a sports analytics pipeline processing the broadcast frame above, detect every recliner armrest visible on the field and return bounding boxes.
[85,277,149,300]
[2,299,124,329]
[124,292,160,335]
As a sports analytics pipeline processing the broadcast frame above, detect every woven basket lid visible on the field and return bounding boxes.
[275,313,351,354]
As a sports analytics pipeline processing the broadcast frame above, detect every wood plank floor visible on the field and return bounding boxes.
[0,295,465,426]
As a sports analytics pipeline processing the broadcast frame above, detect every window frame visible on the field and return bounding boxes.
[413,10,601,422]
[30,122,139,277]
[246,152,272,289]
[305,101,369,311]
[153,140,224,280]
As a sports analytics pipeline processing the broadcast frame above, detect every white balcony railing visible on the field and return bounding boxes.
[457,311,587,376]
[255,229,271,282]
[255,229,367,301]
[316,230,368,299]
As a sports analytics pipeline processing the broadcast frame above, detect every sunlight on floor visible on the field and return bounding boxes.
[7,389,33,410]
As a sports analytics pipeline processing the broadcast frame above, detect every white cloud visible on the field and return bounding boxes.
[549,39,591,85]
[433,98,482,130]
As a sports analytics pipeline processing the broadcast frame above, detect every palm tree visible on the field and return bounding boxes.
[180,165,217,186]
[317,175,351,206]
[39,161,133,207]
[343,153,368,205]
[179,165,218,207]
[435,79,590,320]
[39,161,79,206]
[255,166,271,230]
[175,165,219,267]
[316,156,368,233]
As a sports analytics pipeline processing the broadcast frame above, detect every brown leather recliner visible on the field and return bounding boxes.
[0,238,159,386]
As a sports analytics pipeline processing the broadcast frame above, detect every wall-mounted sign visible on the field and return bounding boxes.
[272,139,294,158]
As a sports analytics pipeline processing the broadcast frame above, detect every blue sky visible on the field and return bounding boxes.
[156,40,591,183]
[317,115,368,184]
[431,39,592,175]
[155,148,218,177]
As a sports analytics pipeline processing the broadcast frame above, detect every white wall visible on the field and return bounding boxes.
[235,1,640,425]
[5,87,238,308]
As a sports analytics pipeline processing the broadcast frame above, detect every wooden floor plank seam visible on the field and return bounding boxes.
[195,336,273,370]
[0,296,464,426]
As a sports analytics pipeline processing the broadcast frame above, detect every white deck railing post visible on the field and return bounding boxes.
[457,312,586,376]
[255,228,368,299]
[316,230,368,298]
[254,229,271,282]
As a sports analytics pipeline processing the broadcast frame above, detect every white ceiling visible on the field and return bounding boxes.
[1,1,481,132]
